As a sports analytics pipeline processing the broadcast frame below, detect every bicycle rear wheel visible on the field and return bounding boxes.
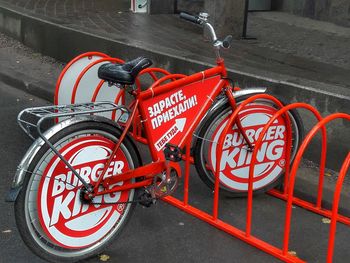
[15,120,140,262]
[193,95,304,196]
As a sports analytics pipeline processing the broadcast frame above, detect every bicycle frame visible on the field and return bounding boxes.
[89,58,248,197]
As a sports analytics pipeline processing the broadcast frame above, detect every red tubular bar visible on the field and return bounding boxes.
[161,98,349,262]
[111,89,126,121]
[247,97,290,237]
[211,86,233,220]
[135,68,172,93]
[91,80,105,102]
[71,57,124,104]
[54,52,109,106]
[269,189,350,226]
[163,195,305,263]
[148,74,187,90]
[148,71,158,81]
[282,113,349,256]
[102,161,166,187]
[183,138,192,206]
[93,179,153,196]
[327,152,350,262]
[132,68,175,140]
[214,94,285,232]
[93,100,139,192]
[249,103,326,241]
[132,109,138,139]
[139,67,172,79]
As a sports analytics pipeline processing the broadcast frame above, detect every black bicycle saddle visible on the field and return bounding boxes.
[98,57,153,85]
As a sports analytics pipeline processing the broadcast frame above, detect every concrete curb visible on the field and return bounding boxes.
[0,4,349,169]
[0,70,53,102]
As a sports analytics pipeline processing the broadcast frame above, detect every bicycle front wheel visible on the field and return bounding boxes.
[15,120,140,263]
[193,95,304,196]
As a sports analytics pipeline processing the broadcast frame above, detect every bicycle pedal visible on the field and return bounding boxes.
[163,143,182,162]
[138,191,154,208]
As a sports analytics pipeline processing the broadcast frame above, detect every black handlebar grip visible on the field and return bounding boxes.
[222,35,233,49]
[179,12,201,24]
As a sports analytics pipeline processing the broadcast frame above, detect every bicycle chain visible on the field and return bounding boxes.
[80,186,157,206]
[89,195,157,206]
[22,168,158,206]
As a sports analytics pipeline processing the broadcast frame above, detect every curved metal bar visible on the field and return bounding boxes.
[139,67,171,79]
[245,99,295,237]
[91,80,106,102]
[54,52,110,106]
[111,89,126,121]
[282,113,350,255]
[204,22,218,43]
[135,68,173,92]
[214,94,284,221]
[247,103,324,244]
[71,57,125,104]
[327,152,350,262]
[148,74,187,90]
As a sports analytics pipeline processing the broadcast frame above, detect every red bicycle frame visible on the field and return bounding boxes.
[89,58,246,196]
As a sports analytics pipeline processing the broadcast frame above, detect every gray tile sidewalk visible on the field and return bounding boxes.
[1,0,349,87]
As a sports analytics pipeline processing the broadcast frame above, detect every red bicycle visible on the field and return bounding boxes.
[8,13,303,262]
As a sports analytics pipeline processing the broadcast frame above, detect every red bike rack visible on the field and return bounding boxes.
[163,95,350,263]
[55,53,349,262]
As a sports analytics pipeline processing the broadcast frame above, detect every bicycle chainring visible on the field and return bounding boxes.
[153,169,179,198]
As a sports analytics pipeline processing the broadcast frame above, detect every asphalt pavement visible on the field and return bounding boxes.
[0,81,49,263]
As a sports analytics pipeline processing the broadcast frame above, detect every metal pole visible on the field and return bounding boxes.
[242,0,249,38]
[241,0,257,40]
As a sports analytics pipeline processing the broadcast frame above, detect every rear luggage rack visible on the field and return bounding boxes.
[17,101,128,140]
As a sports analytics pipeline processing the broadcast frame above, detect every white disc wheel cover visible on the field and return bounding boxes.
[34,135,133,249]
[209,104,287,192]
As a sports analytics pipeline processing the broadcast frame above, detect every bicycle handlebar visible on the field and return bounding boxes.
[180,12,218,42]
[179,12,202,25]
[179,12,233,59]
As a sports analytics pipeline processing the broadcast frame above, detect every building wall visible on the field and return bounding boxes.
[272,0,350,27]
[176,0,204,13]
[177,0,350,27]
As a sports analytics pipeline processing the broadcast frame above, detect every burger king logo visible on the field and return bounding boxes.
[37,136,132,248]
[209,105,287,191]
